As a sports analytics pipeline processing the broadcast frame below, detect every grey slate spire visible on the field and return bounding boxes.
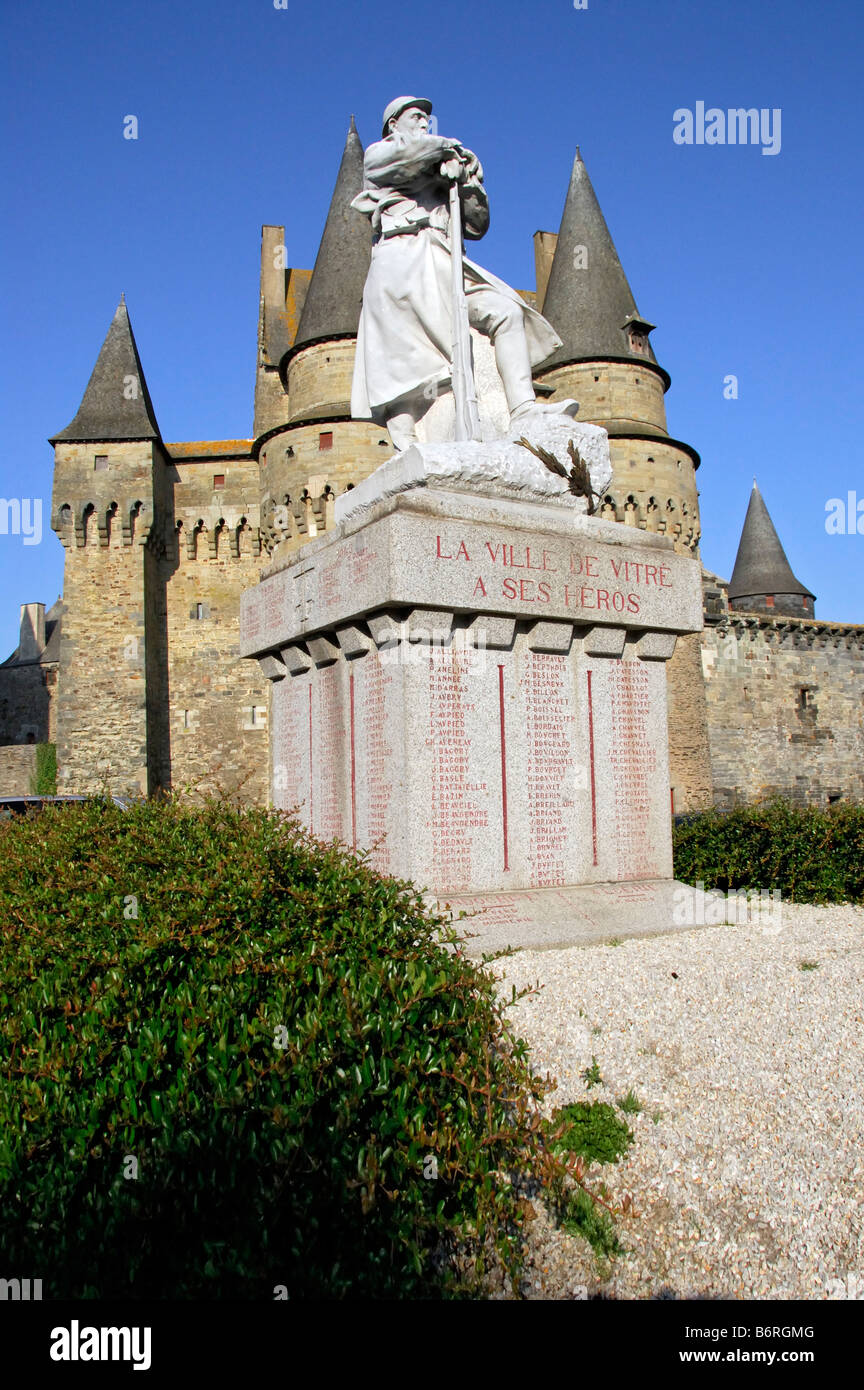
[50,298,161,443]
[292,117,371,351]
[728,482,815,615]
[539,148,658,370]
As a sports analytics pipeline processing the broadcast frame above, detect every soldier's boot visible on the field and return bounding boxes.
[493,323,578,423]
[385,410,420,452]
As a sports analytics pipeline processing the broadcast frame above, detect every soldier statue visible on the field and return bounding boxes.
[350,96,578,451]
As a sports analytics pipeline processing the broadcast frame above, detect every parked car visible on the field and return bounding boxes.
[0,795,132,819]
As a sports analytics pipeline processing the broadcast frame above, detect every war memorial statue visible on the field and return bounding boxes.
[241,96,708,951]
[350,95,579,451]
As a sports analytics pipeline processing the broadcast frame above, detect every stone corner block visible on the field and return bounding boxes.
[279,642,312,676]
[582,625,627,658]
[257,654,287,683]
[634,631,678,662]
[467,615,516,650]
[335,622,375,659]
[306,633,341,667]
[367,610,406,647]
[527,620,574,654]
[405,609,454,643]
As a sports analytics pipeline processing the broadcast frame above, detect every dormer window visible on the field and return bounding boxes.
[622,313,655,358]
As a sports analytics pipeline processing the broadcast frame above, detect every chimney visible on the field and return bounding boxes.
[18,602,45,661]
[533,230,558,313]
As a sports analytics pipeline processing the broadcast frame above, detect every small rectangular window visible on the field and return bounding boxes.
[318,431,333,452]
[94,455,108,471]
[765,594,775,608]
[213,474,225,489]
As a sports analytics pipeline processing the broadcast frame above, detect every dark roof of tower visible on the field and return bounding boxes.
[51,297,160,443]
[728,482,815,601]
[292,117,371,351]
[538,148,659,371]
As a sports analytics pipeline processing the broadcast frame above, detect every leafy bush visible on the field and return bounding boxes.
[29,742,56,795]
[0,798,600,1299]
[673,799,864,904]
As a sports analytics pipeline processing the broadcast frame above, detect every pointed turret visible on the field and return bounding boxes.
[291,117,371,352]
[50,297,160,443]
[539,149,658,370]
[728,482,815,618]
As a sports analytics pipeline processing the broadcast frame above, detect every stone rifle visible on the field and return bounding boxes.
[444,157,483,443]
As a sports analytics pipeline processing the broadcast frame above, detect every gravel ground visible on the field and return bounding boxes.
[489,902,864,1300]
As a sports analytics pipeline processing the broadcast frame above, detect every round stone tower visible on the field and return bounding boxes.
[727,481,815,618]
[254,119,388,568]
[534,149,701,554]
[532,150,711,808]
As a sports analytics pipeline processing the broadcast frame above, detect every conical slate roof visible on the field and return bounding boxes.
[728,482,815,602]
[292,117,371,351]
[51,297,160,443]
[539,149,657,370]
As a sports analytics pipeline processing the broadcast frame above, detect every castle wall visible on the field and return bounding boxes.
[701,619,864,805]
[286,340,356,421]
[539,360,668,435]
[51,441,156,796]
[259,419,389,562]
[0,745,38,795]
[165,456,269,804]
[0,663,55,745]
[666,632,713,810]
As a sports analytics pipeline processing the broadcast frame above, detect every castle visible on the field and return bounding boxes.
[2,124,861,808]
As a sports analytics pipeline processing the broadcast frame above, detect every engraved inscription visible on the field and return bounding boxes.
[520,652,576,887]
[425,647,487,891]
[608,661,658,878]
[316,665,345,842]
[362,652,393,871]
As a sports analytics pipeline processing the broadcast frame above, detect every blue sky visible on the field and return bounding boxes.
[1,0,862,656]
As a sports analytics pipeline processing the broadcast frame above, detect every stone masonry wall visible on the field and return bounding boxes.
[666,631,713,811]
[286,340,356,422]
[538,360,668,434]
[0,746,38,795]
[54,536,149,796]
[52,441,156,797]
[702,619,864,805]
[165,456,269,804]
[0,662,56,745]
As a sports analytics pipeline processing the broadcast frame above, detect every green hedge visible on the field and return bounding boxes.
[673,799,864,904]
[0,798,570,1299]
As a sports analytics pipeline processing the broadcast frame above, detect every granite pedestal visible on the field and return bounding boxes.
[240,470,705,948]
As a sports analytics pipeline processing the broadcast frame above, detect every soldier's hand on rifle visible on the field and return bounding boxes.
[439,155,464,182]
[459,148,481,179]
